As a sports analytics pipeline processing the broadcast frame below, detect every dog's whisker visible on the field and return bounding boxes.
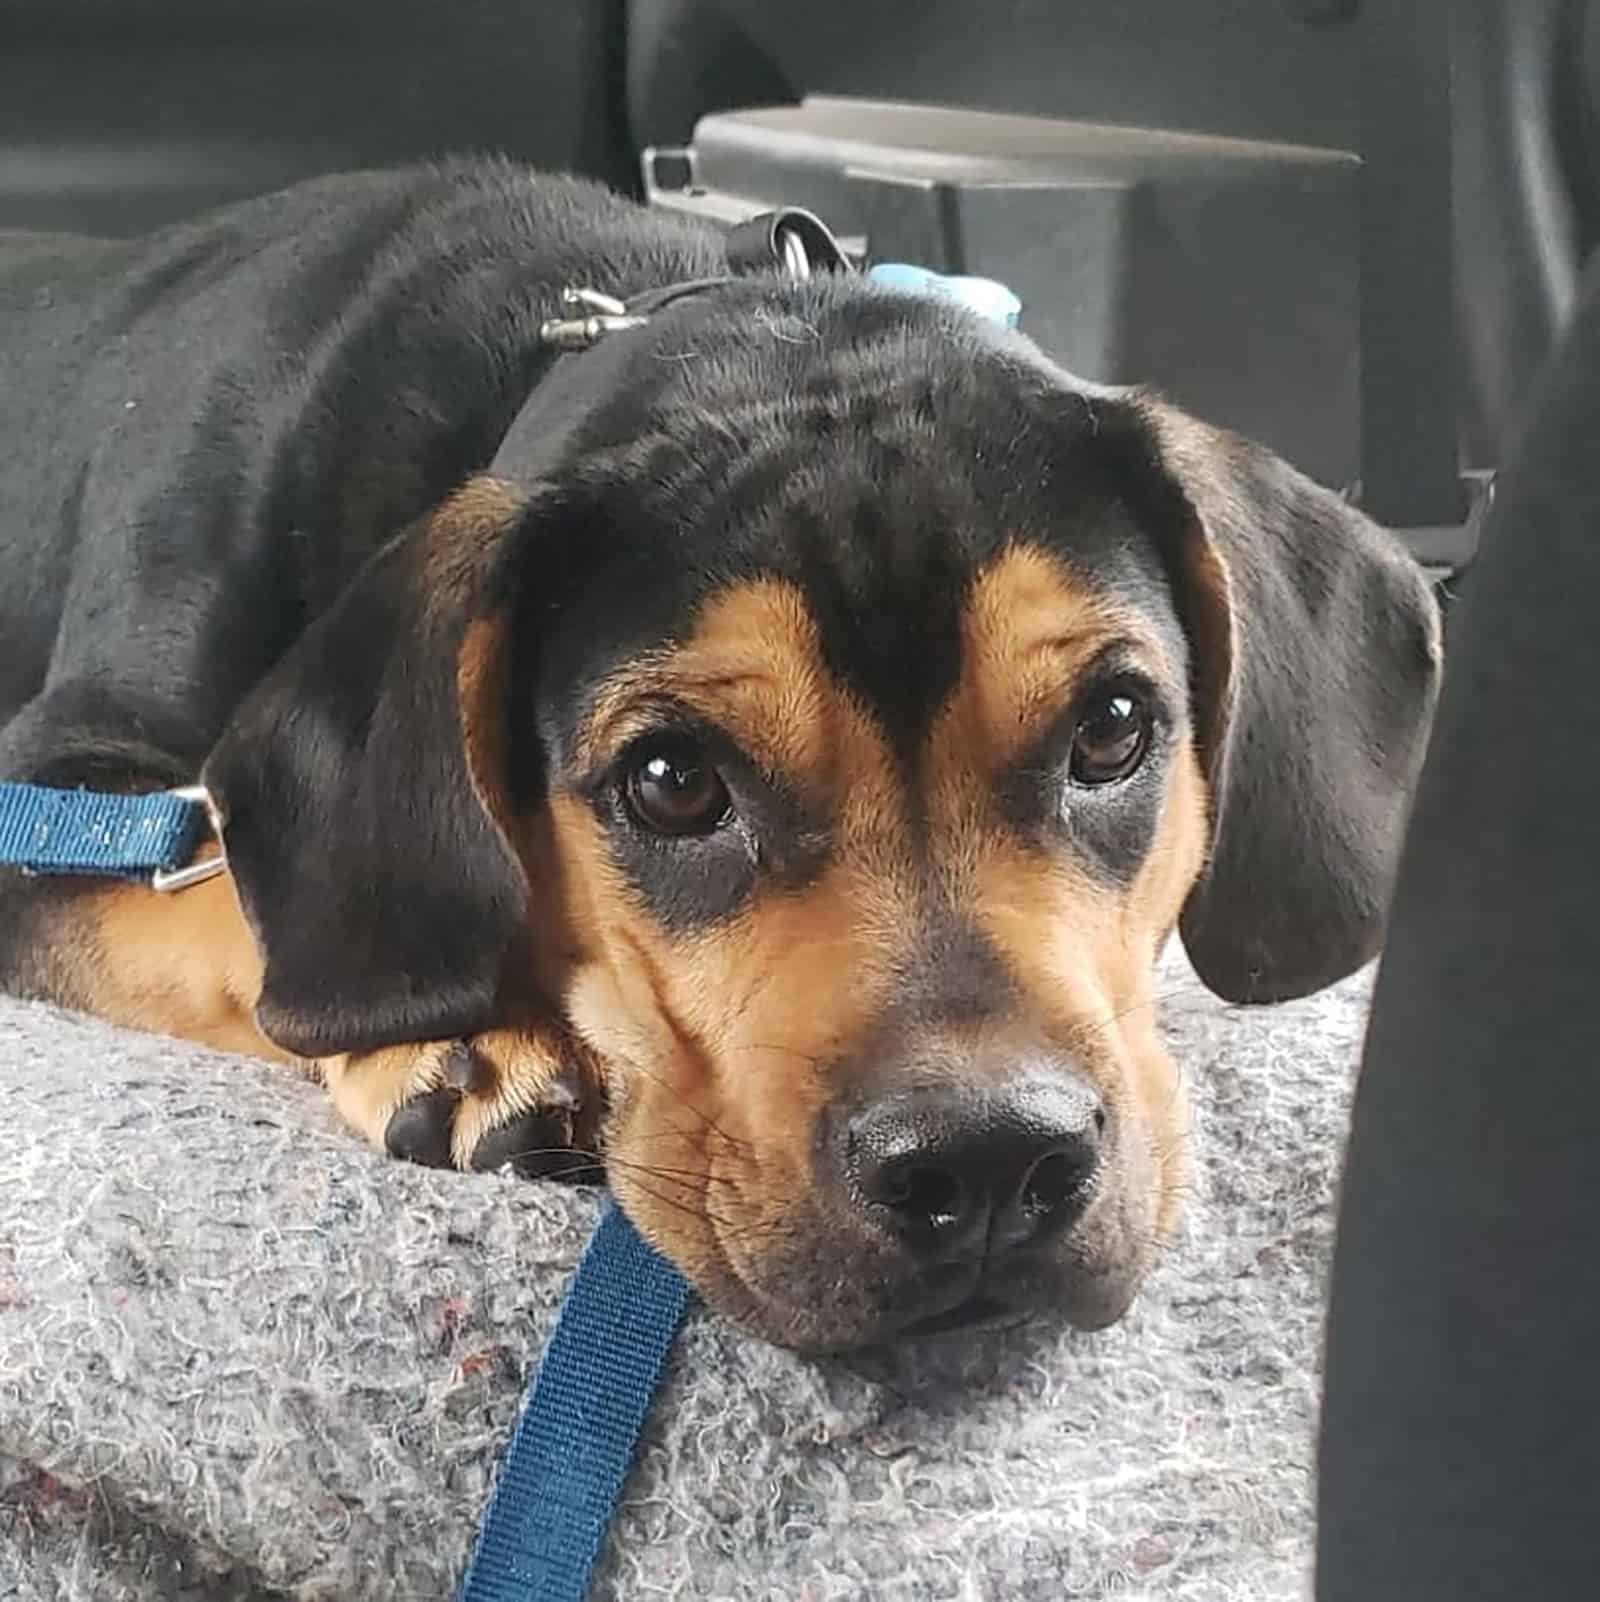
[479,1140,747,1197]
[1063,983,1201,1052]
[618,1177,794,1245]
[606,1051,753,1154]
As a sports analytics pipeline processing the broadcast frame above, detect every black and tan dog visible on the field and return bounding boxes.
[0,159,1439,1350]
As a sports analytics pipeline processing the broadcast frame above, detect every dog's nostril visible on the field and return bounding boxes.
[1020,1149,1092,1218]
[1092,1106,1107,1134]
[876,1160,966,1229]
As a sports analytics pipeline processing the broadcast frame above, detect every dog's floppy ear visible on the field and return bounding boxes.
[1118,396,1443,1002]
[203,478,535,1056]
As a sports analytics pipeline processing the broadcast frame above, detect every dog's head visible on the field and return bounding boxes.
[207,281,1440,1350]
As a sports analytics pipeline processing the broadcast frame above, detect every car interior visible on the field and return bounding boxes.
[5,1,1598,1595]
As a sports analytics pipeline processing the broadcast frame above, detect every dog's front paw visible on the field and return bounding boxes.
[321,1027,605,1182]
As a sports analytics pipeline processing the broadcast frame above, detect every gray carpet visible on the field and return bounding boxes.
[0,951,1370,1601]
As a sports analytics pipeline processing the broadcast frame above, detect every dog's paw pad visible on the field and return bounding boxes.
[384,1084,460,1168]
[335,1030,602,1179]
[469,1109,601,1184]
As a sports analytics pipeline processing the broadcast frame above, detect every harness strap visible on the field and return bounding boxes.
[458,1202,693,1602]
[0,781,210,883]
[537,209,856,354]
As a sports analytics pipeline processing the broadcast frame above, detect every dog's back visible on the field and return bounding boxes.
[0,228,138,714]
[0,160,723,777]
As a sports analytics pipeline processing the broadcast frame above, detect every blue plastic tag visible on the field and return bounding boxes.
[867,263,1023,330]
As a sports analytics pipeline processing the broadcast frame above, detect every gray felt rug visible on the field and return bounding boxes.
[0,950,1371,1601]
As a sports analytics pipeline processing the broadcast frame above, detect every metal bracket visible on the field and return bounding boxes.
[151,784,227,893]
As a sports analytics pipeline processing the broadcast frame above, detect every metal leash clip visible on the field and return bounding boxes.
[538,287,651,351]
[151,784,227,893]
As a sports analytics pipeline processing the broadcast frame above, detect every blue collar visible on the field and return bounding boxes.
[0,780,223,892]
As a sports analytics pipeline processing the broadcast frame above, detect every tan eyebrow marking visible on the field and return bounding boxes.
[935,544,1167,780]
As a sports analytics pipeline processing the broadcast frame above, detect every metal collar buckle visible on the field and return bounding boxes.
[538,208,851,354]
[537,287,650,352]
[151,784,227,893]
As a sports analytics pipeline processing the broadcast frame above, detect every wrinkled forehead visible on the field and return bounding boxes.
[546,525,1187,788]
[524,299,1189,763]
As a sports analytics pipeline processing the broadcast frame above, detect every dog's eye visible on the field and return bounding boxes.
[623,742,732,836]
[1068,688,1151,786]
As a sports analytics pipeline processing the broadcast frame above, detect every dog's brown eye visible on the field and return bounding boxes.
[624,745,732,836]
[1068,690,1151,786]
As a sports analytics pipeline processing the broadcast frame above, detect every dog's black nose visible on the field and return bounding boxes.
[842,1074,1105,1258]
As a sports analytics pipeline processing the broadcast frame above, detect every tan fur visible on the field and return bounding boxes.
[932,547,1209,1247]
[943,544,1133,774]
[322,1024,603,1167]
[421,476,527,609]
[544,558,1212,1326]
[579,579,901,823]
[458,613,521,842]
[74,857,294,1063]
[318,481,606,1166]
[552,580,917,1294]
[969,745,1210,1245]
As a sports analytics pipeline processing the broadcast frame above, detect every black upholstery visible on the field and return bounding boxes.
[1359,0,1466,530]
[1584,3,1600,248]
[625,0,1359,156]
[0,0,636,236]
[1319,249,1600,1602]
[1451,1,1589,467]
[630,0,1600,531]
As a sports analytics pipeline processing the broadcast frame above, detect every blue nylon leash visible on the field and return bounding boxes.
[0,781,694,1602]
[0,780,212,883]
[459,1201,693,1602]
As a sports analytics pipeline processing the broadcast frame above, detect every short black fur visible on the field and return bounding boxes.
[0,157,1441,1047]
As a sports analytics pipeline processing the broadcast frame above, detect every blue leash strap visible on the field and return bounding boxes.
[0,781,209,881]
[459,1202,694,1602]
[0,781,695,1598]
